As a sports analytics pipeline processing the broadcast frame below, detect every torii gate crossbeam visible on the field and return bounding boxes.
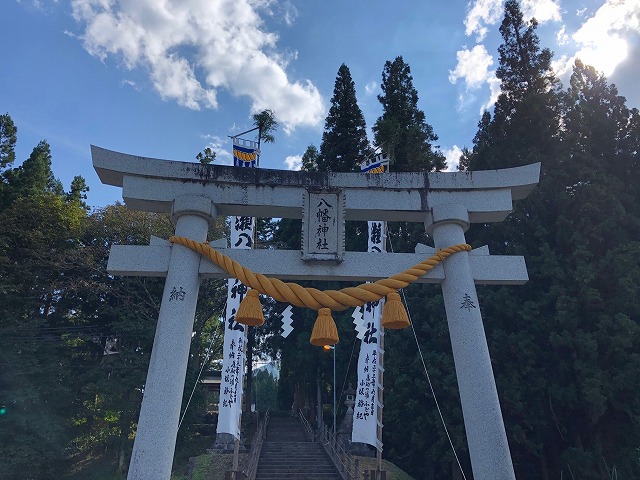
[92,146,540,480]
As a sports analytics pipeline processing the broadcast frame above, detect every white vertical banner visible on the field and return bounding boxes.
[216,285,247,438]
[353,156,388,448]
[352,219,386,447]
[352,283,383,445]
[216,140,258,439]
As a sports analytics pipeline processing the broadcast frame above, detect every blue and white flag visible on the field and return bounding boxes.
[233,138,259,168]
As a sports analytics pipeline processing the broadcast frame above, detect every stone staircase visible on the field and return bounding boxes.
[255,416,342,480]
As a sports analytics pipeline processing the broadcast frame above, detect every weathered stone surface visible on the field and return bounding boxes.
[107,244,529,285]
[93,145,540,223]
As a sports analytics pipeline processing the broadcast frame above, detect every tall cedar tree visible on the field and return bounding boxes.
[372,57,446,258]
[319,64,373,172]
[469,0,560,171]
[274,65,372,428]
[460,2,640,479]
[373,56,445,172]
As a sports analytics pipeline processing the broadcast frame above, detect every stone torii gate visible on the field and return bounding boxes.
[92,145,540,480]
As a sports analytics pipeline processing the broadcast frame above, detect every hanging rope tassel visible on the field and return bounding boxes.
[310,308,339,346]
[381,292,410,329]
[235,289,265,326]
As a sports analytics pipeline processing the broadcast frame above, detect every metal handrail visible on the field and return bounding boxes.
[318,421,357,480]
[298,408,315,441]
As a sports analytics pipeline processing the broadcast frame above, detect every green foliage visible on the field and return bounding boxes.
[0,189,92,478]
[0,112,17,171]
[300,144,320,172]
[253,368,278,412]
[468,0,560,171]
[253,109,278,144]
[445,2,640,479]
[196,147,216,164]
[373,56,445,172]
[188,452,248,480]
[319,64,374,172]
[0,119,228,477]
[67,175,90,209]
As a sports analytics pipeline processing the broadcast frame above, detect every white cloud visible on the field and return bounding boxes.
[449,44,494,89]
[521,0,562,24]
[482,75,501,112]
[464,0,503,42]
[364,81,377,96]
[556,25,570,45]
[551,54,571,78]
[18,0,58,12]
[443,145,463,172]
[121,79,138,90]
[70,0,324,132]
[569,0,640,78]
[284,155,302,171]
[282,1,299,27]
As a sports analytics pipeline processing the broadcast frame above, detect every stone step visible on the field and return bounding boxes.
[255,417,340,480]
[257,466,338,472]
[260,458,332,468]
[261,447,321,452]
[259,456,330,460]
[256,475,341,480]
[258,460,333,465]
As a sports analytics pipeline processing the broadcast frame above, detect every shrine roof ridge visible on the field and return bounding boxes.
[92,145,540,200]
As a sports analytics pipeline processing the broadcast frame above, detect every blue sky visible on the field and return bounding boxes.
[2,0,639,208]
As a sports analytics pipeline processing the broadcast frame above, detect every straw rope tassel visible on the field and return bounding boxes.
[382,292,410,329]
[235,289,265,326]
[310,308,339,346]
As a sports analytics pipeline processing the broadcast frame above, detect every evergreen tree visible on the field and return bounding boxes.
[456,2,640,478]
[67,175,90,209]
[542,60,640,478]
[469,0,560,171]
[301,144,320,172]
[3,140,64,206]
[196,147,216,164]
[373,56,445,172]
[319,64,373,172]
[272,66,375,422]
[0,113,17,172]
[253,109,278,144]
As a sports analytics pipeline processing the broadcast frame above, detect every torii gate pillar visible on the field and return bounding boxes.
[127,196,215,480]
[427,205,515,480]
